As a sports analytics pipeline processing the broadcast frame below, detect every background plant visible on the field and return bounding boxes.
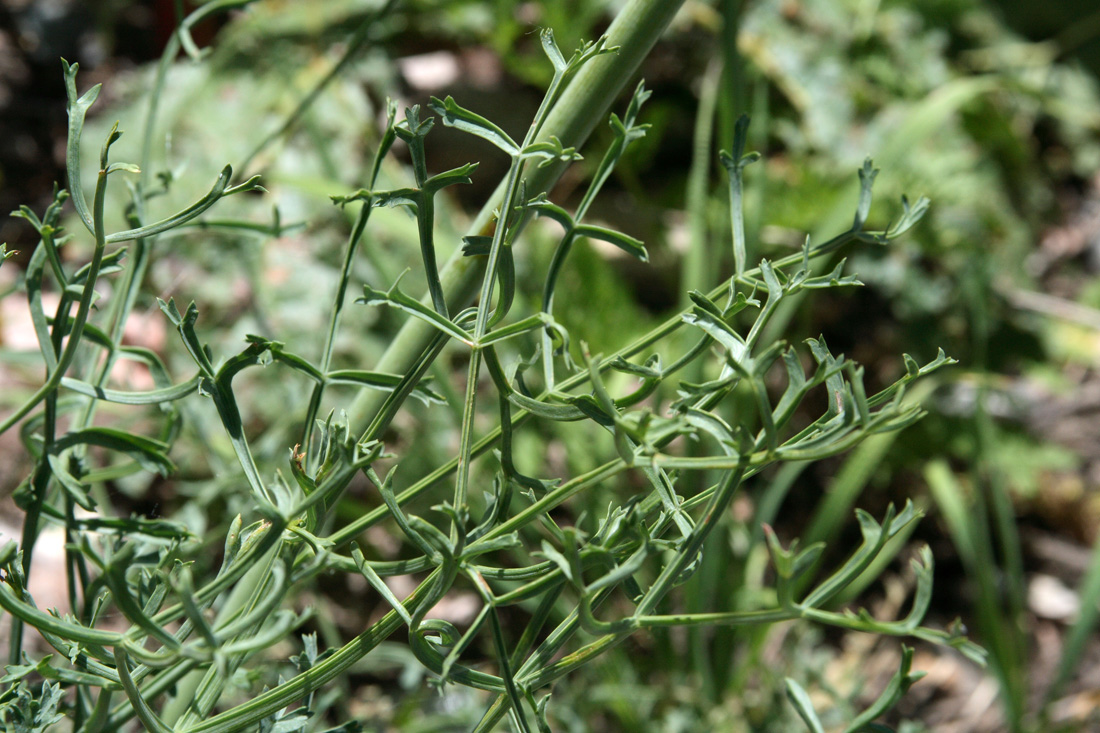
[1,0,1098,731]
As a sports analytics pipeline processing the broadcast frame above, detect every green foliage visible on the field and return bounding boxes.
[0,1,1003,731]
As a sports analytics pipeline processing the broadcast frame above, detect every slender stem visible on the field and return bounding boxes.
[302,202,373,466]
[452,348,482,539]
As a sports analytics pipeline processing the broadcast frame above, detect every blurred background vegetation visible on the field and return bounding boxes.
[1,0,1100,730]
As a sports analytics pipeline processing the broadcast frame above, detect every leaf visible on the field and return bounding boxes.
[262,708,310,733]
[507,390,587,422]
[588,541,650,594]
[609,354,661,379]
[486,232,517,329]
[461,235,493,256]
[0,243,16,269]
[520,137,582,168]
[52,427,175,476]
[106,167,264,243]
[429,95,518,155]
[575,81,651,220]
[843,647,925,732]
[60,375,200,405]
[159,302,273,502]
[806,337,846,417]
[534,692,554,733]
[330,188,373,207]
[802,504,921,609]
[718,115,760,276]
[868,348,956,408]
[759,259,784,301]
[0,655,113,689]
[371,188,421,210]
[57,511,192,541]
[62,59,102,235]
[539,27,568,73]
[326,370,445,405]
[70,246,126,285]
[351,544,412,626]
[798,258,863,290]
[886,194,931,238]
[852,158,879,232]
[785,678,827,733]
[772,348,811,428]
[903,353,921,379]
[896,546,935,632]
[47,455,97,511]
[556,33,617,81]
[477,313,554,347]
[376,469,440,562]
[358,274,472,345]
[423,163,479,194]
[680,408,737,454]
[247,337,323,381]
[682,308,748,365]
[105,161,141,175]
[528,196,575,229]
[535,541,577,584]
[574,224,647,262]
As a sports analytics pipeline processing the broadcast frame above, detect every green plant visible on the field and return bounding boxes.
[0,1,983,730]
